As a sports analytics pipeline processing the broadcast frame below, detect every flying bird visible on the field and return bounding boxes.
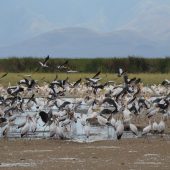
[0,73,8,80]
[67,70,78,73]
[35,55,50,72]
[117,68,125,77]
[57,60,69,70]
[39,55,49,67]
[72,78,82,88]
[161,79,170,86]
[92,71,101,79]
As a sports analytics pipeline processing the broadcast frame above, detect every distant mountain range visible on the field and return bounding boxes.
[0,27,169,58]
[0,1,170,58]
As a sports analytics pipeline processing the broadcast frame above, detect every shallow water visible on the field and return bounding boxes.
[0,112,136,142]
[0,162,36,168]
[0,97,169,143]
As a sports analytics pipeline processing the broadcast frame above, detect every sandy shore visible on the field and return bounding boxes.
[0,138,170,170]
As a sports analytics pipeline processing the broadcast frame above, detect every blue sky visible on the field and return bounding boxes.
[0,0,170,47]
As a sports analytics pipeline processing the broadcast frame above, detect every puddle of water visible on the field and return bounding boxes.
[134,161,161,165]
[0,162,36,168]
[144,154,159,157]
[84,146,120,149]
[129,150,137,153]
[55,158,77,160]
[50,157,85,162]
[23,149,53,153]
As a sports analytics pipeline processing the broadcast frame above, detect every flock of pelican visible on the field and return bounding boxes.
[0,56,170,142]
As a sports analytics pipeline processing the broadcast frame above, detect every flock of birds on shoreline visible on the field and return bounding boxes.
[0,55,170,142]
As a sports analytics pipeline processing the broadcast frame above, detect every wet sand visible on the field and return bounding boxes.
[0,138,170,170]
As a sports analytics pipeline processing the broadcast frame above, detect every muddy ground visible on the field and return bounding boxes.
[0,137,170,170]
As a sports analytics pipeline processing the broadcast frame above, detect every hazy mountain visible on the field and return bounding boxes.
[0,27,169,58]
[0,1,170,57]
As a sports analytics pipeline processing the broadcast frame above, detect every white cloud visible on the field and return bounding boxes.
[29,17,57,35]
[120,0,170,40]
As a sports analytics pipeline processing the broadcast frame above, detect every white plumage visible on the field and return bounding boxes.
[158,119,165,133]
[84,121,90,138]
[152,121,159,133]
[97,115,108,126]
[116,122,124,140]
[142,121,151,136]
[130,123,138,136]
[21,119,30,137]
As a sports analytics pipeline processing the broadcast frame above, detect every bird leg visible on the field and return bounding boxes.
[43,125,48,138]
[160,133,167,143]
[107,125,110,139]
[143,135,150,143]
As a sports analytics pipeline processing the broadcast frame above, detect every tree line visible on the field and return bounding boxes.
[0,56,170,73]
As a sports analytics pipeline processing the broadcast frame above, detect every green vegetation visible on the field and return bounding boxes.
[0,56,170,73]
[0,57,169,86]
[0,73,169,87]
